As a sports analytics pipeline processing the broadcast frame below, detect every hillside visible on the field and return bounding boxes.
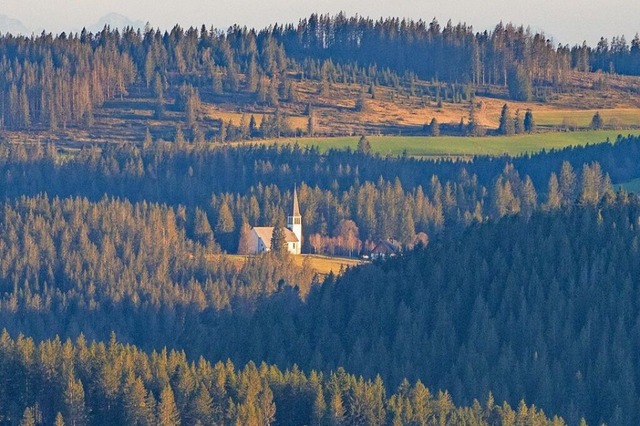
[1,14,640,426]
[202,199,640,426]
[3,72,640,149]
[1,17,640,151]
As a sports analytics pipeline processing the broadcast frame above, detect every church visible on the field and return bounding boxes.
[248,187,302,255]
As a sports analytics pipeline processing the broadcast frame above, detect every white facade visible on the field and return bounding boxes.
[248,187,302,255]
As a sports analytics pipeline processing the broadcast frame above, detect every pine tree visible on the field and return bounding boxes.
[215,201,235,234]
[224,64,239,93]
[521,176,537,217]
[174,126,186,147]
[591,111,604,129]
[498,104,515,135]
[329,391,345,425]
[267,77,280,107]
[507,65,532,101]
[270,225,286,255]
[355,89,369,112]
[158,385,181,426]
[64,376,87,426]
[311,385,327,426]
[124,374,150,426]
[247,56,259,92]
[237,221,254,255]
[20,407,36,426]
[143,127,153,149]
[543,173,562,211]
[523,109,536,133]
[428,118,440,136]
[514,109,523,134]
[559,161,577,206]
[357,135,372,154]
[190,384,213,425]
[54,413,65,426]
[249,115,258,138]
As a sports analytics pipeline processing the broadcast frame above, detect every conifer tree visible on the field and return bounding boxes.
[194,208,215,247]
[428,117,440,136]
[158,385,181,426]
[270,225,286,255]
[54,413,65,426]
[591,111,604,129]
[215,201,235,235]
[237,221,254,255]
[498,104,515,135]
[543,173,562,211]
[20,408,36,426]
[357,135,372,154]
[514,109,523,134]
[559,161,577,206]
[64,376,87,426]
[523,109,535,133]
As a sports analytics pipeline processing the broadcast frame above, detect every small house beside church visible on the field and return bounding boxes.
[248,187,302,255]
[371,239,402,259]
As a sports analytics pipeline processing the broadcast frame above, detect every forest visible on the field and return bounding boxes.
[0,331,566,425]
[0,134,637,424]
[0,15,638,133]
[0,135,637,253]
[1,12,640,426]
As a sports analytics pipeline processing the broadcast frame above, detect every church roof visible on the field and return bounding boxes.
[292,187,300,217]
[253,226,299,249]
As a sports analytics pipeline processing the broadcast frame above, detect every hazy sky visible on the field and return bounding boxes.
[3,0,639,46]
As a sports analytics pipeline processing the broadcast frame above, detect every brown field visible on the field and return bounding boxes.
[201,104,309,131]
[212,254,363,277]
[293,254,363,276]
[4,70,640,148]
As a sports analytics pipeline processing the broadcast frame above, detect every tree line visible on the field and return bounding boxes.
[0,14,637,133]
[0,135,633,253]
[199,195,640,426]
[0,331,566,425]
[0,192,632,424]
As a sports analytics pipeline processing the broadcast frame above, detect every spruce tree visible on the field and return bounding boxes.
[514,109,523,134]
[158,385,181,426]
[523,109,535,133]
[270,225,286,255]
[429,118,440,136]
[237,221,254,255]
[591,111,604,129]
[498,104,515,135]
[357,135,372,154]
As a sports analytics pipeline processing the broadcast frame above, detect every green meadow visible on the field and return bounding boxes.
[263,130,636,157]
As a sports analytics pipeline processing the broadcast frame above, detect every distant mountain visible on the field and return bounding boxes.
[0,15,29,35]
[89,13,146,32]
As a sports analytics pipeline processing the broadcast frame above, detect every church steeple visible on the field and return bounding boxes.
[292,185,300,217]
[287,186,302,253]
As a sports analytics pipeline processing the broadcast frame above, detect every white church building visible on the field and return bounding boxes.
[248,187,302,255]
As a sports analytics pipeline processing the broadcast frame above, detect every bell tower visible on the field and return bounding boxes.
[287,186,302,249]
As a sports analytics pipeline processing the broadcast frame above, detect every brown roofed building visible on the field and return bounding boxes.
[371,239,402,259]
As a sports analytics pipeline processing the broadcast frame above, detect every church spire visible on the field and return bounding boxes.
[287,185,302,254]
[292,185,300,217]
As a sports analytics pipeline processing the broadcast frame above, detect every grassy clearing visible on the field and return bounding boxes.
[201,105,308,130]
[293,254,362,276]
[216,254,362,276]
[534,108,640,128]
[261,130,635,157]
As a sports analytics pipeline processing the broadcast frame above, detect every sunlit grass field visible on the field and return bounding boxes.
[259,130,636,157]
[217,254,362,276]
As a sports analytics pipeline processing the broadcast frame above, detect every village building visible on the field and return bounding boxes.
[248,187,302,255]
[371,239,402,259]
